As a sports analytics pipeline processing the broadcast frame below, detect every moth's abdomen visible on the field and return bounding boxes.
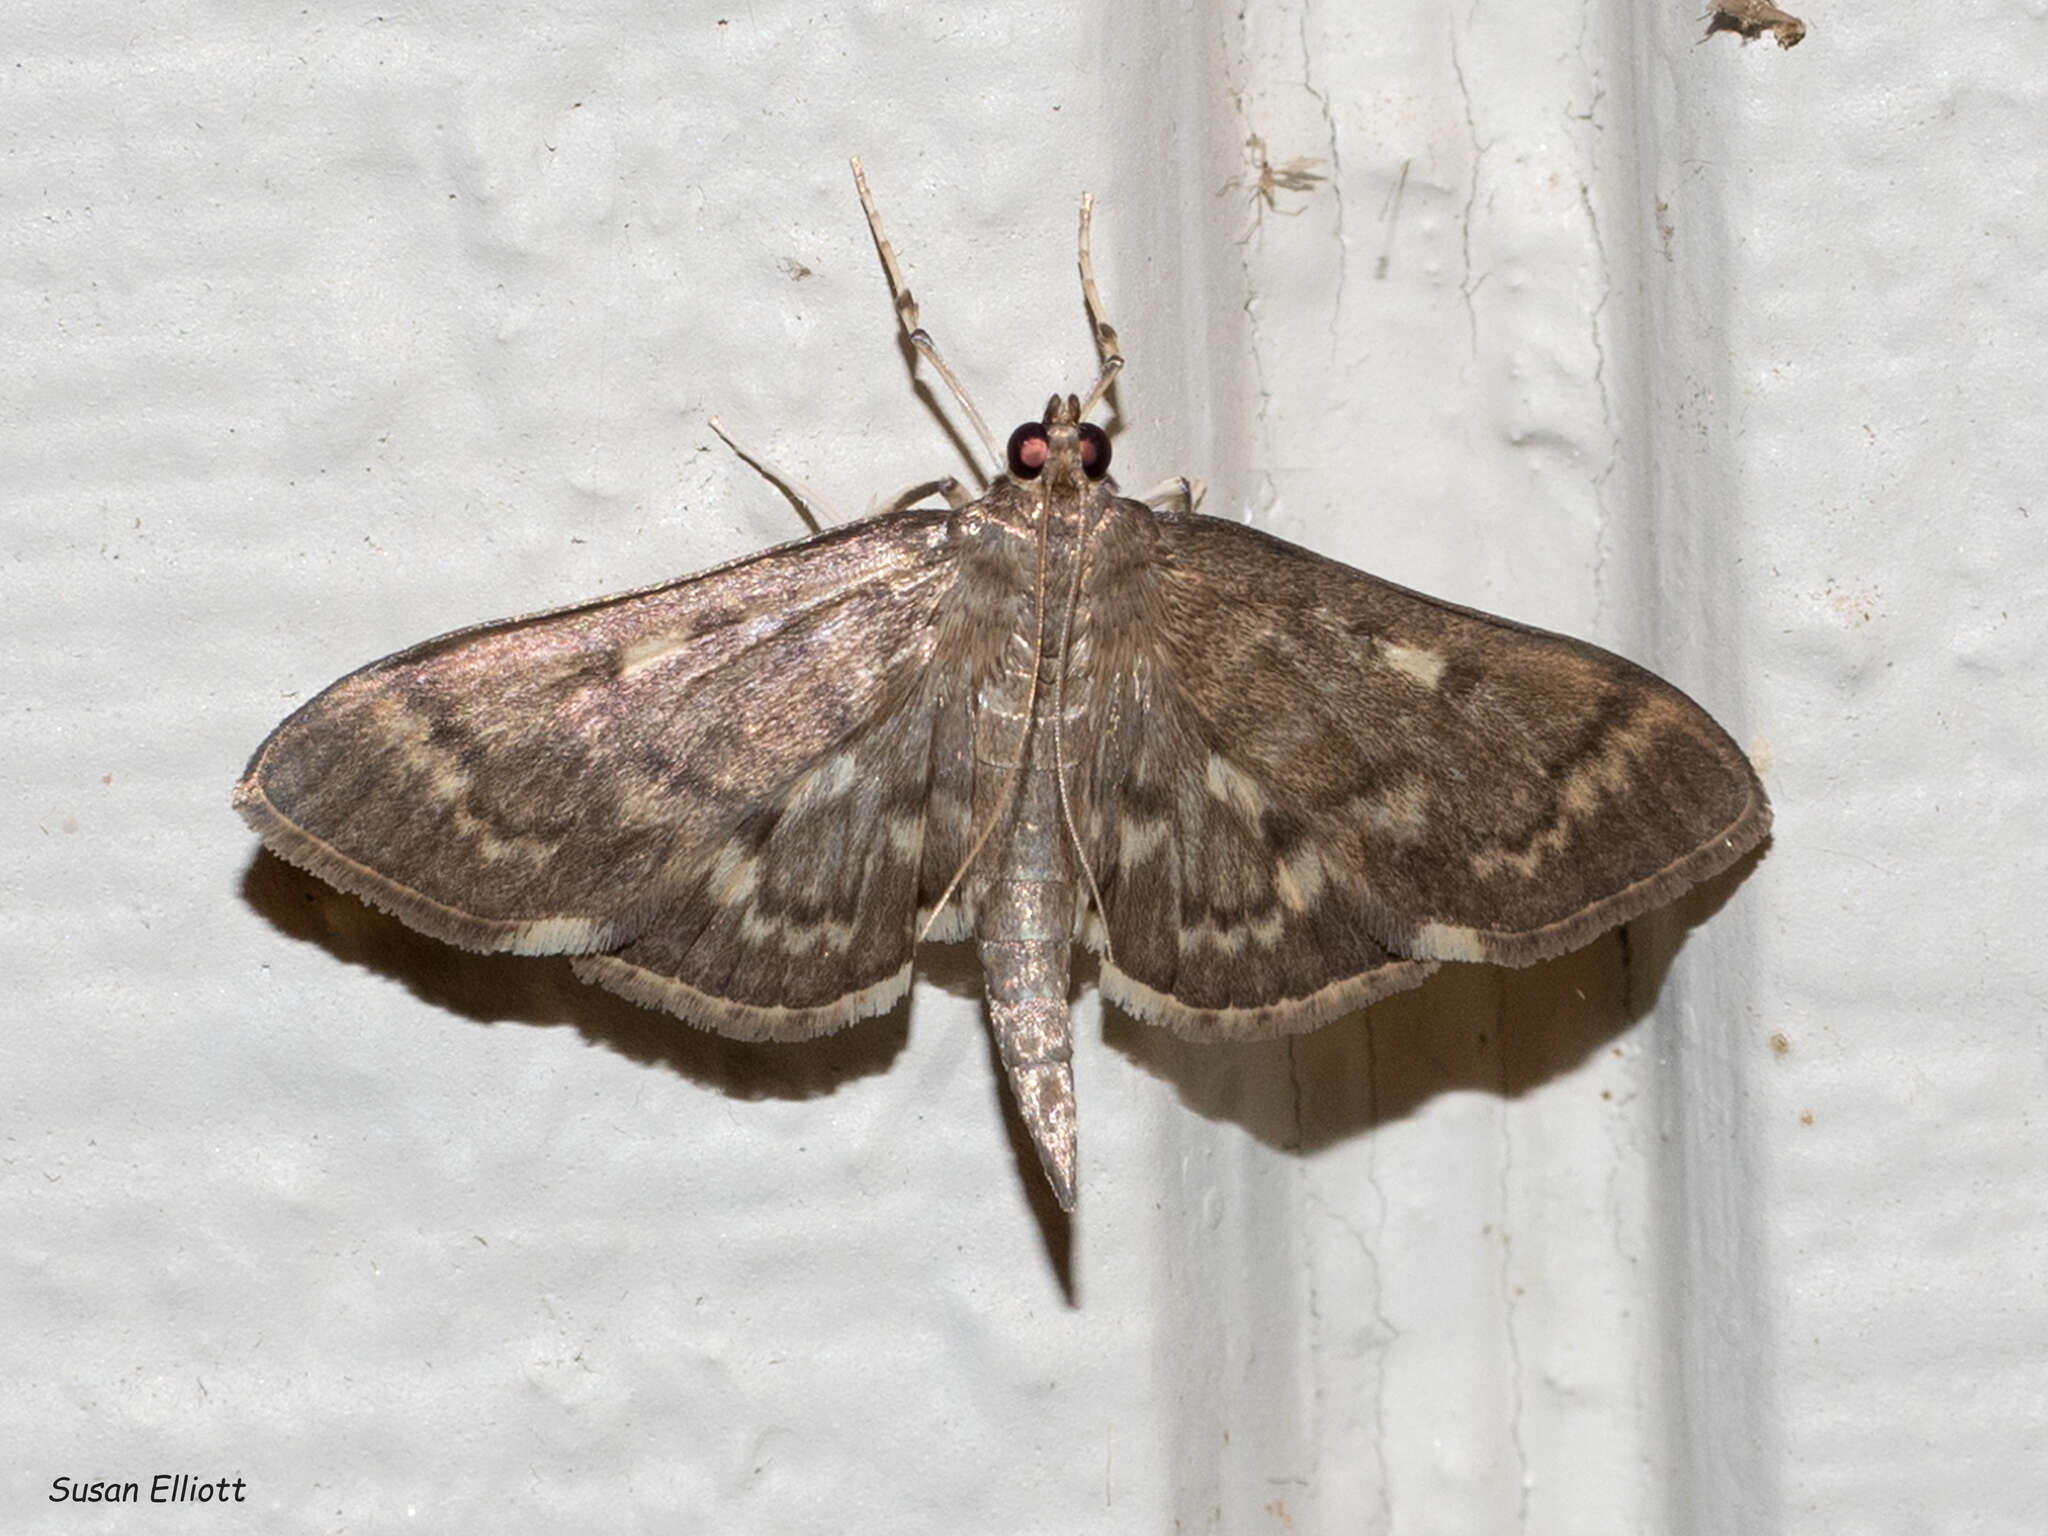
[976,872,1078,1212]
[971,724,1082,1208]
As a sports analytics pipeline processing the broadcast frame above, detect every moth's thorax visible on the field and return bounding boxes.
[957,472,1119,744]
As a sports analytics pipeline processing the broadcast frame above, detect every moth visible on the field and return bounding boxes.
[1704,0,1806,47]
[235,161,1770,1211]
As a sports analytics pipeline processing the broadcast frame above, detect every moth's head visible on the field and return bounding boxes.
[1004,392,1112,490]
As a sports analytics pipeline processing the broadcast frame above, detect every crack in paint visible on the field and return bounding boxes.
[1299,0,1348,363]
[1448,25,1489,359]
[1573,0,1619,624]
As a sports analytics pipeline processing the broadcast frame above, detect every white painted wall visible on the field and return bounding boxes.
[7,2,2042,1531]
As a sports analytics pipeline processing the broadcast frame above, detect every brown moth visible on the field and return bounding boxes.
[235,161,1770,1211]
[1705,0,1806,47]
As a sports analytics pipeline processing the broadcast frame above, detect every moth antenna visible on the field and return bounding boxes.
[917,487,1054,942]
[1074,191,1124,421]
[707,416,828,533]
[1050,512,1115,966]
[850,157,1002,473]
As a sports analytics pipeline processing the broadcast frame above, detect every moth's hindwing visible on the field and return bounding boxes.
[1076,508,1770,1041]
[235,508,976,1040]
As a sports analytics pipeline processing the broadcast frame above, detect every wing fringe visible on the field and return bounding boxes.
[1099,954,1440,1042]
[571,953,912,1041]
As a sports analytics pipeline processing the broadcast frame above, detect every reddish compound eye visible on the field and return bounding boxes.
[1077,422,1112,481]
[1006,422,1050,479]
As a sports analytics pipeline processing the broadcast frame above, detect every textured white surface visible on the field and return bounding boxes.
[6,1,2044,1531]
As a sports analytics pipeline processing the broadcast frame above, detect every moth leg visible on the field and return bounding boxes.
[707,415,833,533]
[849,157,1002,473]
[872,476,974,516]
[1129,476,1206,516]
[1075,191,1125,419]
